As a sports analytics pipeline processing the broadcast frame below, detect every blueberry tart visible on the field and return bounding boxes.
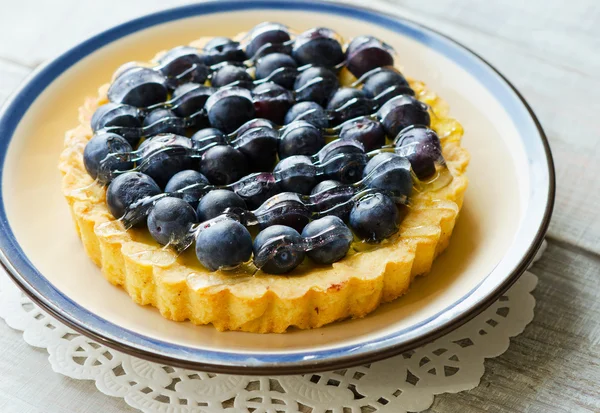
[59,23,469,333]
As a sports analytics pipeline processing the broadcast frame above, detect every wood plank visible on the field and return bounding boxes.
[426,241,600,412]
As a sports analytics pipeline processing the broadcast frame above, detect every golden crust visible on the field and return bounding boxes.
[59,45,469,333]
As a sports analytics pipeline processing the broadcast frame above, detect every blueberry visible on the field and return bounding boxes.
[200,145,248,185]
[309,181,354,221]
[137,134,197,188]
[164,170,209,208]
[211,64,253,89]
[191,127,226,148]
[362,152,396,177]
[157,46,209,86]
[302,216,353,264]
[195,218,253,271]
[345,36,394,78]
[349,192,399,242]
[394,126,443,179]
[235,125,279,171]
[147,197,197,248]
[253,225,305,274]
[317,138,365,163]
[232,173,281,209]
[196,189,247,222]
[203,37,247,66]
[279,121,325,158]
[253,192,311,231]
[246,22,291,58]
[172,83,214,117]
[376,95,430,139]
[326,87,373,124]
[253,82,295,124]
[362,153,413,199]
[143,108,186,136]
[292,27,344,68]
[206,87,256,133]
[284,101,328,129]
[311,180,342,195]
[91,103,142,146]
[273,155,317,194]
[339,117,386,151]
[255,53,297,89]
[106,172,161,224]
[83,132,133,184]
[107,67,168,108]
[362,68,413,104]
[293,66,339,106]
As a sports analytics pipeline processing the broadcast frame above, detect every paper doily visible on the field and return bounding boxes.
[0,242,544,413]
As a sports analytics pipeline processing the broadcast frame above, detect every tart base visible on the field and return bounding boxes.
[59,49,469,333]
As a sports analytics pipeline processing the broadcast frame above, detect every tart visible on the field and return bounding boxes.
[59,24,469,333]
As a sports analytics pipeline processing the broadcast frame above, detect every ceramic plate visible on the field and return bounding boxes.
[0,0,554,374]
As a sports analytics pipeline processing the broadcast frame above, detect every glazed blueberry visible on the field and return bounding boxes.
[362,153,413,199]
[253,82,295,124]
[345,36,394,78]
[311,180,342,195]
[191,127,226,148]
[246,22,291,58]
[147,197,197,248]
[106,172,161,225]
[138,134,196,188]
[318,138,365,163]
[90,103,141,141]
[362,68,413,104]
[255,53,298,89]
[83,132,133,184]
[157,46,209,86]
[362,152,396,177]
[232,173,280,209]
[302,216,353,264]
[143,108,186,136]
[279,121,325,159]
[235,125,280,171]
[206,87,256,133]
[284,101,328,129]
[107,67,168,108]
[200,145,248,185]
[164,170,209,208]
[310,181,353,221]
[273,155,317,194]
[292,27,344,68]
[394,126,443,179]
[327,87,373,124]
[253,192,311,231]
[196,189,247,222]
[172,83,214,118]
[203,37,247,66]
[211,64,253,89]
[349,192,399,242]
[195,218,253,271]
[339,117,386,151]
[376,95,430,139]
[293,66,339,106]
[253,225,305,274]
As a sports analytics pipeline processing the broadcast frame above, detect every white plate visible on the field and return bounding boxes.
[0,1,554,374]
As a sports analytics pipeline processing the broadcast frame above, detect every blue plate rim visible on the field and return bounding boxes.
[0,0,554,374]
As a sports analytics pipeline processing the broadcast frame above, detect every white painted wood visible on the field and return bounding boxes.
[0,1,598,412]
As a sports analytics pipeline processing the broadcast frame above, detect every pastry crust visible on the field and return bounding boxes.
[59,41,469,333]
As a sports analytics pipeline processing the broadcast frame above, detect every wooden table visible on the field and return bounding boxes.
[0,1,598,412]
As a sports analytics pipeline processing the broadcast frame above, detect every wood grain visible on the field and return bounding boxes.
[0,1,598,412]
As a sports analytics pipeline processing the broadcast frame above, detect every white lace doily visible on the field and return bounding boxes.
[0,242,544,413]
